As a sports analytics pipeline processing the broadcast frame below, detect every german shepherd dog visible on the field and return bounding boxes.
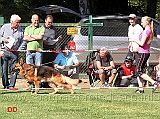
[12,58,81,94]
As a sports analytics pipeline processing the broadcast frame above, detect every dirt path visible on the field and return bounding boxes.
[0,78,91,89]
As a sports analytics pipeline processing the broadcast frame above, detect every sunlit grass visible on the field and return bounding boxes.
[0,88,160,119]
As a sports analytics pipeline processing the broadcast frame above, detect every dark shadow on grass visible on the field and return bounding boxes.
[152,91,160,93]
[36,90,85,95]
[0,90,31,94]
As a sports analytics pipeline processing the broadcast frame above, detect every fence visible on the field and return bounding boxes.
[0,15,160,81]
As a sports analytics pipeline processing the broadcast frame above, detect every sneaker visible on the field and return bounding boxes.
[106,83,112,87]
[135,89,144,93]
[152,81,159,93]
[101,84,108,88]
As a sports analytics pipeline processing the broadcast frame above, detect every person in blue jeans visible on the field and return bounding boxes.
[54,44,80,79]
[24,14,45,66]
[24,14,45,89]
[0,14,24,89]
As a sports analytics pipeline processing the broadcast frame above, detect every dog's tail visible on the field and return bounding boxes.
[64,76,82,85]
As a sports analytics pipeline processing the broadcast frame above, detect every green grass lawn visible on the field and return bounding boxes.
[0,88,160,119]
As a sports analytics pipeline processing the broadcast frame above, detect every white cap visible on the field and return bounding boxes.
[128,14,136,18]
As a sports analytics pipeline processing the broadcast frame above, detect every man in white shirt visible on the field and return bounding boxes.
[126,14,143,72]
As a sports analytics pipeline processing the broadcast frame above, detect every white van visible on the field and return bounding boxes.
[72,15,160,65]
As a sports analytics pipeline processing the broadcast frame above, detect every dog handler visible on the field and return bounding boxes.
[0,14,24,89]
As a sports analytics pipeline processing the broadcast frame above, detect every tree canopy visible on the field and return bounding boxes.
[0,0,159,23]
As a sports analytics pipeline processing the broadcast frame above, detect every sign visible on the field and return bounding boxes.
[67,27,78,35]
[7,106,18,112]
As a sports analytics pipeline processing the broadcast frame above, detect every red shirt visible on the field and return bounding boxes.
[120,64,135,76]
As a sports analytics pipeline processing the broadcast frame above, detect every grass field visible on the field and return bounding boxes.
[0,84,160,119]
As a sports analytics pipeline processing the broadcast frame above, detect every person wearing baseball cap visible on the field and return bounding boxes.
[126,14,143,81]
[128,14,136,19]
[114,56,138,87]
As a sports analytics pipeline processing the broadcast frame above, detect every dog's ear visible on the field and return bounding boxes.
[19,58,24,65]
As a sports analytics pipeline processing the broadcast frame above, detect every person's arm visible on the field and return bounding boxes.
[108,60,115,69]
[24,33,35,41]
[0,47,4,56]
[69,53,80,69]
[96,60,115,70]
[121,74,133,79]
[96,60,103,70]
[18,40,27,50]
[54,64,65,69]
[69,62,80,69]
[54,53,65,69]
[157,35,160,39]
[0,25,9,43]
[29,34,44,40]
[134,32,147,46]
[24,27,44,41]
[119,68,132,80]
[31,27,45,40]
[24,33,44,41]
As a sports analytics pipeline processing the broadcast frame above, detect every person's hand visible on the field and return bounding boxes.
[2,38,9,43]
[58,35,62,41]
[0,51,4,57]
[101,67,108,70]
[128,43,131,49]
[69,65,75,69]
[103,67,108,70]
[128,74,133,78]
[129,39,134,42]
[61,65,66,70]
[44,40,49,45]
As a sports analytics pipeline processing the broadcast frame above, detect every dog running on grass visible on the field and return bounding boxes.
[12,58,82,94]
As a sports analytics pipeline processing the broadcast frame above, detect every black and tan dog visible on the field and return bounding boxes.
[12,58,81,94]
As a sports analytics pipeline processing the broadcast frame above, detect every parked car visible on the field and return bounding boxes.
[72,15,160,65]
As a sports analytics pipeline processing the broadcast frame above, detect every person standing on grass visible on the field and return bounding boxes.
[127,14,143,60]
[24,14,45,66]
[42,15,62,66]
[24,14,45,89]
[126,14,143,77]
[0,14,24,89]
[41,15,62,88]
[130,16,159,93]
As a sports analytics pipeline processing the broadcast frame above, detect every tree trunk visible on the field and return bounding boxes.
[79,0,90,15]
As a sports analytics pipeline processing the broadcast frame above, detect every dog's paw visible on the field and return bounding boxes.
[49,90,60,94]
[71,91,74,94]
